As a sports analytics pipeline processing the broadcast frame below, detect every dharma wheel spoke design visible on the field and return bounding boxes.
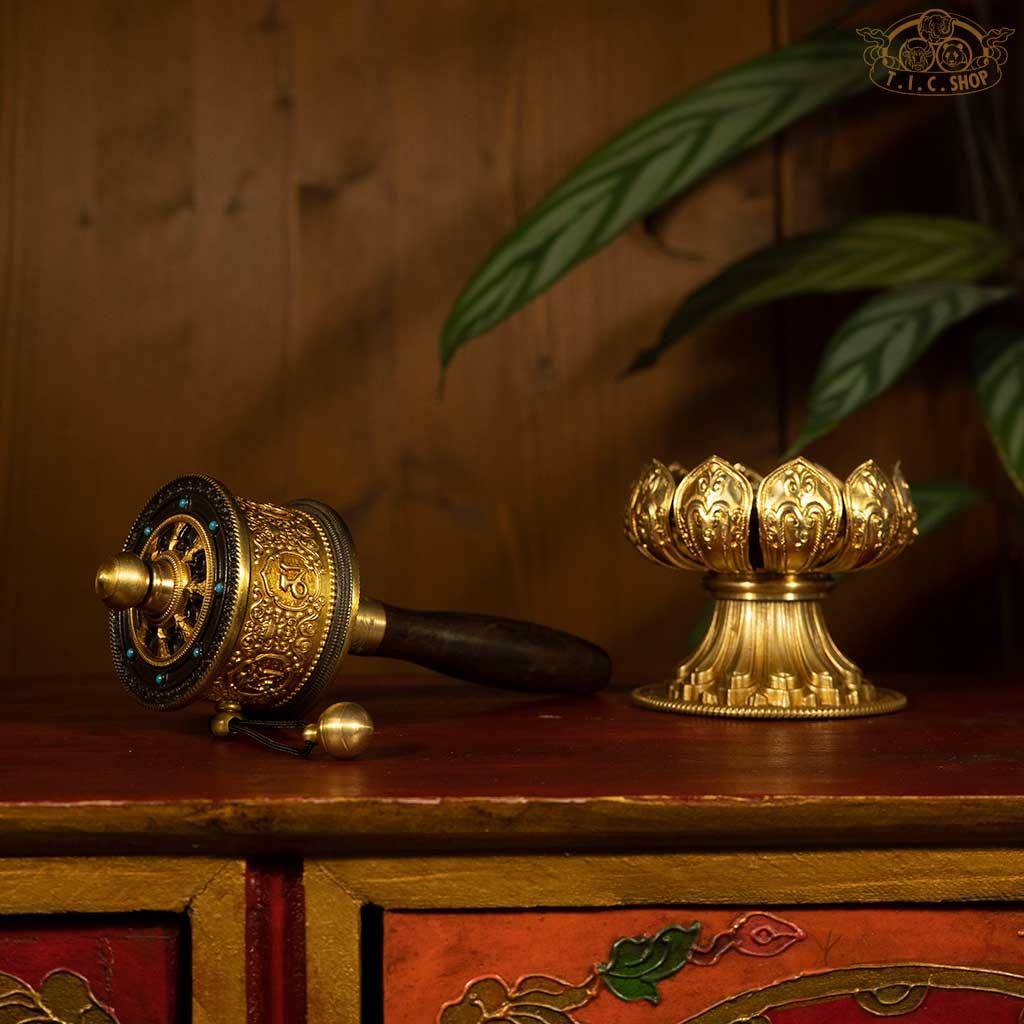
[129,513,215,668]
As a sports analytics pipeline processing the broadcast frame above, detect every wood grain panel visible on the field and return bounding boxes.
[0,1,292,679]
[193,0,293,496]
[0,1,29,679]
[1,1,100,677]
[1,0,1002,687]
[286,0,779,685]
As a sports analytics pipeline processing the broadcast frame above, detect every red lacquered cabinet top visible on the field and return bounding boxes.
[1,672,1022,855]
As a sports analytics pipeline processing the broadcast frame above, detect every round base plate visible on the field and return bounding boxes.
[631,683,907,719]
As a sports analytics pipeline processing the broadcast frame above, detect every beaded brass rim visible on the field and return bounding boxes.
[110,475,249,711]
[275,499,359,717]
[631,683,908,719]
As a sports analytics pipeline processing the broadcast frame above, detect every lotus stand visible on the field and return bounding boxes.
[626,456,918,719]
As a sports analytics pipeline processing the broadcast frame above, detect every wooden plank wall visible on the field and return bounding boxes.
[0,0,1014,688]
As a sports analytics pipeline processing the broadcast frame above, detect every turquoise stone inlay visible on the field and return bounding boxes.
[155,673,165,685]
[208,519,219,532]
[178,497,189,509]
[126,647,135,659]
[192,645,201,658]
[143,525,152,537]
[214,582,225,595]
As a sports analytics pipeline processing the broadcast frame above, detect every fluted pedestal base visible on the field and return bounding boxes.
[632,573,906,719]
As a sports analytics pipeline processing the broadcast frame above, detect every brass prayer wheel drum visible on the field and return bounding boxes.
[98,475,361,715]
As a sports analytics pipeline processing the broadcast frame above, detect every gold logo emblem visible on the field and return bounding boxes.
[858,8,1013,94]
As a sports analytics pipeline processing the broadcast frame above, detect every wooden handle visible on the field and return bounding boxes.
[363,604,611,695]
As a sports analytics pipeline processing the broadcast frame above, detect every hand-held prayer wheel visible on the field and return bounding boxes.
[96,475,611,757]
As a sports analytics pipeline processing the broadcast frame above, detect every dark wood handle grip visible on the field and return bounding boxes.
[373,605,611,694]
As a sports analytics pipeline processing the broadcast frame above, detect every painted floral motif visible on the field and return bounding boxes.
[438,974,598,1024]
[691,912,806,965]
[599,923,700,1003]
[0,969,119,1024]
[600,913,806,1004]
[438,912,805,1022]
[683,963,1024,1024]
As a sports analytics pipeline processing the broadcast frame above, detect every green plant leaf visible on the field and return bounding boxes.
[974,328,1024,497]
[632,215,1010,371]
[909,480,978,535]
[441,33,872,368]
[598,923,699,1004]
[787,280,1014,454]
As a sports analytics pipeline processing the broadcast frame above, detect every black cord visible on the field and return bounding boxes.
[227,717,316,758]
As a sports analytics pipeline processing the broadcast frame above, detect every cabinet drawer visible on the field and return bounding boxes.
[0,914,183,1024]
[0,858,246,1024]
[385,906,1024,1024]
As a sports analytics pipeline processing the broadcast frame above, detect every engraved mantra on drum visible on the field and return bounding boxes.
[208,500,336,706]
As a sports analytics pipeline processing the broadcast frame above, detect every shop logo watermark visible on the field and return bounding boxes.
[858,8,1013,95]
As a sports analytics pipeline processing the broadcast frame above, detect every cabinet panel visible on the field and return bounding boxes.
[0,914,184,1023]
[0,858,245,1024]
[384,906,1024,1024]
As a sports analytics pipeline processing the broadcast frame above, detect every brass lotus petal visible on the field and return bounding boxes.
[871,461,918,567]
[820,460,898,573]
[757,457,844,573]
[671,456,754,573]
[624,460,702,569]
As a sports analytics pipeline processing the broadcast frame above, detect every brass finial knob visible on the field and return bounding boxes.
[303,702,375,759]
[95,553,151,611]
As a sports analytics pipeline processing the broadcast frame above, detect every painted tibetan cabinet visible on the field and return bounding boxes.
[1,673,1023,1023]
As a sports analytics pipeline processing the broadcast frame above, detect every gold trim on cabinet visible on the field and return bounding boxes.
[6,792,1024,853]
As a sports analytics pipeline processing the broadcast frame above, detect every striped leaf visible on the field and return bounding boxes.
[441,34,872,368]
[787,281,1014,454]
[631,215,1010,371]
[974,328,1024,496]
